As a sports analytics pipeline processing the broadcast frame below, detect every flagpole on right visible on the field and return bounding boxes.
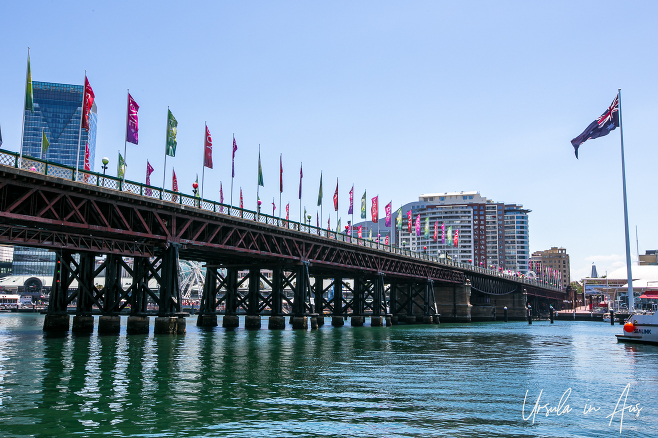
[123,89,129,186]
[618,88,635,312]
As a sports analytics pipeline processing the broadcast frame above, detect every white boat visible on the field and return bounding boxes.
[616,311,658,345]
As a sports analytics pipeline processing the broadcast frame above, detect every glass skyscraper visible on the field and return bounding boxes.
[15,80,98,276]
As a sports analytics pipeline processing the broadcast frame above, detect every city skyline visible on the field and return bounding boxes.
[1,1,657,283]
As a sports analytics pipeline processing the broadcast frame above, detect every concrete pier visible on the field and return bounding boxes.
[421,315,432,324]
[370,316,383,327]
[391,315,399,325]
[196,314,218,327]
[43,314,70,332]
[245,315,261,330]
[405,315,417,324]
[316,314,325,326]
[268,316,286,330]
[98,315,121,334]
[433,314,441,324]
[310,314,319,330]
[385,314,393,326]
[223,315,239,329]
[292,316,308,330]
[154,316,178,334]
[331,316,345,327]
[72,315,94,333]
[434,284,472,323]
[351,316,364,327]
[176,317,186,334]
[127,316,150,334]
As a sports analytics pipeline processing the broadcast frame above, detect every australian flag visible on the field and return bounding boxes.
[571,95,619,158]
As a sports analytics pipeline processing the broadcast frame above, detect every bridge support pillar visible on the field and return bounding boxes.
[72,315,94,334]
[127,316,150,334]
[313,275,325,324]
[332,276,343,326]
[370,316,383,327]
[98,315,121,334]
[197,314,218,327]
[224,268,239,328]
[154,316,179,334]
[75,252,96,317]
[158,244,182,316]
[102,254,123,314]
[223,315,240,328]
[493,286,528,321]
[197,266,218,326]
[434,283,472,323]
[43,314,70,332]
[130,257,150,315]
[245,315,261,330]
[268,316,285,330]
[292,316,308,330]
[351,316,364,327]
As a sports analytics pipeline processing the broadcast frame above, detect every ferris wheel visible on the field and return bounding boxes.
[179,260,205,300]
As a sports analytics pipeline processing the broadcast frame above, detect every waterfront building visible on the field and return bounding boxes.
[530,247,570,289]
[14,80,98,277]
[355,191,530,271]
[639,250,658,266]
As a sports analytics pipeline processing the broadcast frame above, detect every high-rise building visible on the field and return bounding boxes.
[530,247,570,289]
[356,191,530,271]
[14,80,98,276]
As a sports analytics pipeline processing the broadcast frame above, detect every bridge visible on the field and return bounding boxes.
[0,149,564,333]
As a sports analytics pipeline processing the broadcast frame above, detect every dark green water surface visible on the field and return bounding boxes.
[0,314,656,437]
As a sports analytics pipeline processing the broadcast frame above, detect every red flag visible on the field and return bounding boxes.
[385,235,389,245]
[407,210,412,233]
[240,188,243,209]
[358,226,362,239]
[371,196,378,223]
[433,220,438,242]
[232,136,238,177]
[272,200,276,216]
[280,155,283,193]
[84,143,90,171]
[145,161,154,196]
[82,76,95,131]
[333,179,339,211]
[204,125,213,168]
[286,203,289,221]
[172,169,178,202]
[454,229,459,247]
[219,181,224,212]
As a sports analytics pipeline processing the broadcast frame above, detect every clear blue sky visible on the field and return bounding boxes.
[1,1,656,281]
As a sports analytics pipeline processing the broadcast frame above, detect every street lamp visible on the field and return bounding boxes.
[192,181,199,201]
[101,157,109,175]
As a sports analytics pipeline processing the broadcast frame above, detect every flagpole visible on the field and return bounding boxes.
[201,122,206,200]
[336,178,339,237]
[280,153,283,227]
[19,47,29,169]
[618,88,635,312]
[123,89,129,186]
[40,129,43,160]
[256,144,261,221]
[163,106,169,189]
[377,195,380,249]
[75,70,86,181]
[230,133,235,209]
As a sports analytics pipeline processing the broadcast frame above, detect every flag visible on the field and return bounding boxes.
[358,225,362,239]
[204,125,213,168]
[41,129,49,155]
[126,93,139,144]
[328,216,330,232]
[299,163,303,199]
[173,169,178,192]
[571,95,619,158]
[232,136,238,177]
[0,124,3,148]
[280,155,283,193]
[396,207,402,230]
[145,160,154,195]
[240,188,243,209]
[385,202,392,227]
[433,221,438,242]
[333,179,338,211]
[368,228,372,241]
[82,76,95,132]
[286,203,289,221]
[447,226,452,245]
[258,151,264,186]
[415,214,421,236]
[424,217,429,238]
[361,191,366,219]
[337,218,341,233]
[84,143,90,171]
[441,223,445,244]
[118,152,126,179]
[272,200,276,216]
[371,196,378,223]
[219,181,223,204]
[195,175,200,198]
[166,110,178,157]
[25,54,33,113]
[407,210,412,233]
[385,235,389,245]
[316,212,319,229]
[347,186,354,215]
[317,173,323,206]
[454,228,459,247]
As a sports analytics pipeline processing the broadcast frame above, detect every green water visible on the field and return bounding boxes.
[0,314,656,437]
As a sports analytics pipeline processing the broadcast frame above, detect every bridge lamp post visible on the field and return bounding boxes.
[192,181,199,206]
[101,157,109,186]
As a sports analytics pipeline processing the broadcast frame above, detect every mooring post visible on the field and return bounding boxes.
[504,306,508,322]
[610,309,615,326]
[527,304,532,325]
[550,306,554,324]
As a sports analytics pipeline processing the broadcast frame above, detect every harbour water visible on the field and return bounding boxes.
[0,314,656,437]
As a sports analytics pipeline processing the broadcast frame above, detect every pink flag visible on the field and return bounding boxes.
[454,229,459,247]
[385,235,389,245]
[299,163,303,200]
[348,185,354,215]
[145,161,154,196]
[441,222,445,244]
[172,169,178,202]
[272,200,276,216]
[126,93,139,144]
[371,196,378,223]
[220,182,224,212]
[358,225,363,239]
[433,221,438,241]
[286,203,289,221]
[407,210,412,233]
[415,214,421,236]
[385,202,391,227]
[240,188,243,209]
[333,179,339,211]
[232,136,238,177]
[204,125,213,168]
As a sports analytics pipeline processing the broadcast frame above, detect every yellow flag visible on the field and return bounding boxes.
[41,129,49,155]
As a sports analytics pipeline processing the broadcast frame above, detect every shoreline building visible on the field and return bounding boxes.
[355,191,530,272]
[530,247,570,289]
[14,80,98,276]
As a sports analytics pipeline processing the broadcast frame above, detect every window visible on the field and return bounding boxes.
[440,197,445,201]
[463,196,467,200]
[469,195,473,199]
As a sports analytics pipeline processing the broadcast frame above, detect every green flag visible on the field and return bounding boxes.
[396,207,402,230]
[165,109,178,157]
[360,190,366,219]
[447,226,452,245]
[424,216,430,238]
[258,151,264,186]
[118,152,126,179]
[41,129,49,155]
[368,228,372,241]
[337,218,341,233]
[25,54,33,113]
[317,173,323,206]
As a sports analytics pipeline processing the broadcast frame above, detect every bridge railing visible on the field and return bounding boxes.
[0,149,562,292]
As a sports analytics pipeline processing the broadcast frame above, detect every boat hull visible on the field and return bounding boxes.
[616,313,658,345]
